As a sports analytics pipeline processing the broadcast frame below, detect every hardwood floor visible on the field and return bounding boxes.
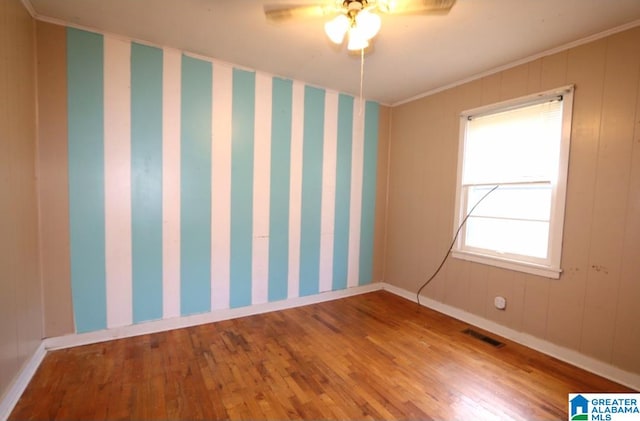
[10,291,634,420]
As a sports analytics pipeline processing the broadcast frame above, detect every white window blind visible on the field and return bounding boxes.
[462,99,563,186]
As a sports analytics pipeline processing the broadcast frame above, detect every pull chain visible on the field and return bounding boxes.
[359,47,364,115]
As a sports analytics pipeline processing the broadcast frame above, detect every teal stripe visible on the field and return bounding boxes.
[358,101,379,285]
[131,43,163,323]
[180,55,212,315]
[230,68,255,308]
[299,86,325,297]
[67,28,106,333]
[332,94,354,290]
[268,78,293,301]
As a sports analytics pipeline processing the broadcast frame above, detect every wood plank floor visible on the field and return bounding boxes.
[10,291,634,420]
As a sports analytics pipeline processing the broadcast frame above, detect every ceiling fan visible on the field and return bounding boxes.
[264,0,457,51]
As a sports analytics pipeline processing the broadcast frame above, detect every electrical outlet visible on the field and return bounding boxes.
[494,296,507,310]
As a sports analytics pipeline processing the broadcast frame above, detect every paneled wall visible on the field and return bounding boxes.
[38,24,388,335]
[386,26,640,374]
[0,0,42,401]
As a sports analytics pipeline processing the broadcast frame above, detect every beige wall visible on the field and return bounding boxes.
[36,21,74,338]
[0,0,43,400]
[385,26,640,375]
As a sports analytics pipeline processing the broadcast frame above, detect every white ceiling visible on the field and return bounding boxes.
[27,0,640,105]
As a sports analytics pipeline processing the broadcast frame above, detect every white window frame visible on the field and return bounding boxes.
[452,85,574,279]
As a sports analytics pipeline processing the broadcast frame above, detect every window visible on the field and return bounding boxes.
[452,86,574,279]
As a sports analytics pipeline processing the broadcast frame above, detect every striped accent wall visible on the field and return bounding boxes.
[65,28,380,333]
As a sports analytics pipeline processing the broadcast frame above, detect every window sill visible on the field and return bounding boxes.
[451,250,561,279]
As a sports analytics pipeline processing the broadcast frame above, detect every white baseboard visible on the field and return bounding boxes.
[45,283,383,350]
[0,341,47,421]
[380,282,640,391]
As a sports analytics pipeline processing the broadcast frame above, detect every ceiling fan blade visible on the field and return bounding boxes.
[264,4,339,22]
[377,0,456,15]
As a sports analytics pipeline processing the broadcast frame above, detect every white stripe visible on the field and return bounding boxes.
[252,73,272,305]
[104,36,132,328]
[347,100,365,288]
[162,48,181,319]
[288,81,305,299]
[211,63,233,310]
[319,91,338,293]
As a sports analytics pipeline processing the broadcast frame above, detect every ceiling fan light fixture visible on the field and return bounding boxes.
[354,9,381,40]
[324,14,350,44]
[347,26,370,50]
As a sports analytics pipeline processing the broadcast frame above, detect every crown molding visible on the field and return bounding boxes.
[19,0,36,17]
